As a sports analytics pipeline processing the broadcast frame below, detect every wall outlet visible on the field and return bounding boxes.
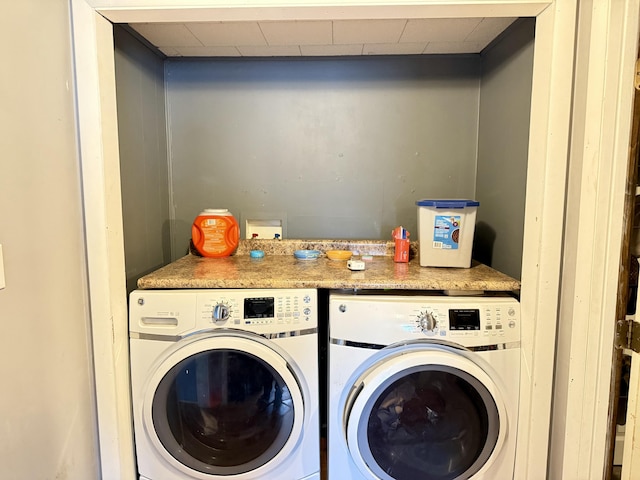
[0,244,5,289]
[246,219,283,239]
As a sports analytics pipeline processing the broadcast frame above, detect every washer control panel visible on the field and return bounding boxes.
[198,291,315,327]
[130,288,317,336]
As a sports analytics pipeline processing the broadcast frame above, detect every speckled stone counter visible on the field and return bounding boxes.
[137,240,520,292]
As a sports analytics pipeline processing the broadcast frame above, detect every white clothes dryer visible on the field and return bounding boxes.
[328,293,520,480]
[129,288,320,480]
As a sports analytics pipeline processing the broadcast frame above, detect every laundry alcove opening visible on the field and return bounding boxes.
[113,17,535,292]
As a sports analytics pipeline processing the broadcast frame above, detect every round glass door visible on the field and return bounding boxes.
[345,347,505,480]
[143,334,305,477]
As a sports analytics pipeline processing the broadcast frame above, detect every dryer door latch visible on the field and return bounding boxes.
[616,317,640,353]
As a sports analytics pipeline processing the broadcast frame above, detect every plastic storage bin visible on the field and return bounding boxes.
[416,199,479,268]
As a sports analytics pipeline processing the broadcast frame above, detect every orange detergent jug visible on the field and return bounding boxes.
[191,209,240,258]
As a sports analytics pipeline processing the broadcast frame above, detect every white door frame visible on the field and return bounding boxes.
[549,1,640,479]
[70,1,135,478]
[70,1,584,478]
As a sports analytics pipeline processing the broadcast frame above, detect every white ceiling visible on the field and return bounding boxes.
[128,17,518,57]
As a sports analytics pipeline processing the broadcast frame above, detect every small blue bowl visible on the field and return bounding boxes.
[294,249,321,260]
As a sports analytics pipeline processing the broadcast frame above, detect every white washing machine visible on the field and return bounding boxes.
[129,288,320,480]
[328,293,520,480]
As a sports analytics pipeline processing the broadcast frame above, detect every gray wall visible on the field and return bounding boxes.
[114,25,534,277]
[115,27,171,292]
[165,55,481,257]
[0,0,99,477]
[475,19,535,280]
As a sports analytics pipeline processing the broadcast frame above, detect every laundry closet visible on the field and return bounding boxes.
[115,20,534,287]
[115,17,534,480]
[71,1,635,479]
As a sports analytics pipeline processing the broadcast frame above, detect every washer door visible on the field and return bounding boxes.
[344,345,507,480]
[142,331,305,478]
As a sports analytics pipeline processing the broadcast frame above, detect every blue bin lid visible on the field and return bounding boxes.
[416,199,480,208]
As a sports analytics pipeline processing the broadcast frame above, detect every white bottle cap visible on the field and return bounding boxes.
[202,208,230,215]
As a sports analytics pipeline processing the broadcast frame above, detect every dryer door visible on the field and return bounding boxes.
[344,346,507,480]
[141,332,305,479]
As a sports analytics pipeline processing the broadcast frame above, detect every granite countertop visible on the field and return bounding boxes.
[137,240,521,292]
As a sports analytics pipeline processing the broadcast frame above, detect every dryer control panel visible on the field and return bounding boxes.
[414,301,519,342]
[330,294,520,348]
[130,288,317,338]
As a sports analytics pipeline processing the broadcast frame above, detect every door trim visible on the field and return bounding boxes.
[549,0,640,478]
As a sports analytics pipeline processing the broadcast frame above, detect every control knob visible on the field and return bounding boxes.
[418,311,438,334]
[212,303,230,324]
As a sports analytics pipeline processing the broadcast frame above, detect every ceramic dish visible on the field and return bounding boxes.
[294,249,322,260]
[326,250,353,261]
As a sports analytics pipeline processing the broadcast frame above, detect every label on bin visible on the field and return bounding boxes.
[433,215,461,250]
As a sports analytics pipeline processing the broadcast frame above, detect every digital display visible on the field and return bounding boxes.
[449,309,481,330]
[244,297,275,319]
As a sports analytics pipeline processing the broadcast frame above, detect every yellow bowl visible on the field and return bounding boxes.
[327,250,353,261]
